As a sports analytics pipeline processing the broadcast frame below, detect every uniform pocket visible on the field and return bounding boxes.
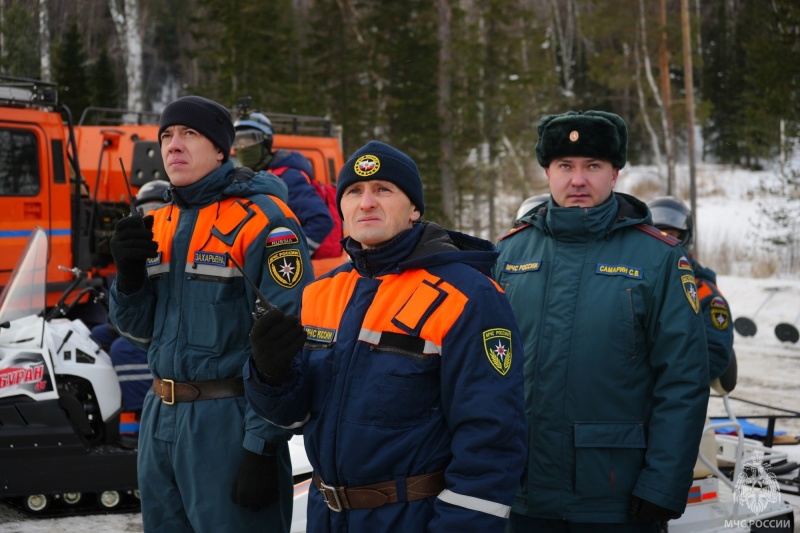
[573,421,646,500]
[184,277,248,350]
[307,345,335,416]
[342,343,439,427]
[377,371,435,427]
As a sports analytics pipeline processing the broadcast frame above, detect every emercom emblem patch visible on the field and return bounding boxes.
[710,296,730,330]
[682,274,700,314]
[268,249,304,289]
[483,328,512,376]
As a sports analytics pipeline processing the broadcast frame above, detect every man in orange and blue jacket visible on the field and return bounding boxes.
[243,140,527,532]
[109,96,314,532]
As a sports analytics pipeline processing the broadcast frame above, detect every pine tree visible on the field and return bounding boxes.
[186,0,306,113]
[0,4,40,78]
[91,47,121,111]
[52,21,91,120]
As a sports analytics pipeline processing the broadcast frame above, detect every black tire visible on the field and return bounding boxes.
[774,323,799,344]
[734,317,758,336]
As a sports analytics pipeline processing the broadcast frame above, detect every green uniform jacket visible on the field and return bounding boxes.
[493,192,709,523]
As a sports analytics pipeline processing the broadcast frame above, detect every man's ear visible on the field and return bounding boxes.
[410,207,421,222]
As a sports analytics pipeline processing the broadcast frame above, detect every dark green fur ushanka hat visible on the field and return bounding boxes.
[535,110,628,169]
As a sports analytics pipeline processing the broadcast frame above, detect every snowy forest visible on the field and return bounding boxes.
[0,0,798,241]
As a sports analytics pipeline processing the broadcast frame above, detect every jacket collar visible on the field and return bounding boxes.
[536,192,649,242]
[345,222,499,277]
[171,162,289,209]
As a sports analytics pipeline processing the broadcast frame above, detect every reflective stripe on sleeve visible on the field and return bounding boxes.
[118,330,152,345]
[117,373,154,382]
[437,489,511,518]
[114,364,151,372]
[273,412,311,430]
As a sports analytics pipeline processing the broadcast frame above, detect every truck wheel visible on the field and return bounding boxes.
[62,492,82,505]
[23,494,50,513]
[97,490,121,509]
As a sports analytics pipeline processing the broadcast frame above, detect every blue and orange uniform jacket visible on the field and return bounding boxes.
[244,222,527,533]
[110,162,314,532]
[693,261,734,380]
[268,149,334,256]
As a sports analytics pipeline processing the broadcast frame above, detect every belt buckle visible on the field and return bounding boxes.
[319,482,342,512]
[162,378,175,405]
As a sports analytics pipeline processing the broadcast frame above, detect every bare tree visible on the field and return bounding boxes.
[108,0,143,111]
[548,0,578,97]
[658,0,675,193]
[637,0,671,178]
[39,0,50,80]
[438,0,455,226]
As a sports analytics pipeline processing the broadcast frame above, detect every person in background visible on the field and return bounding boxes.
[91,180,170,413]
[493,110,709,532]
[233,111,335,258]
[649,195,733,381]
[243,140,527,532]
[108,95,314,532]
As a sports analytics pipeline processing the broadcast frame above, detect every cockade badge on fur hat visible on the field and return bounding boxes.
[336,140,425,218]
[535,110,628,169]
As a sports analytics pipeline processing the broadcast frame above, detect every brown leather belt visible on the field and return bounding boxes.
[152,377,244,405]
[313,470,445,512]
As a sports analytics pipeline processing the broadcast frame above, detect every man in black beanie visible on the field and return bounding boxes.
[108,95,314,532]
[494,110,710,532]
[243,139,527,532]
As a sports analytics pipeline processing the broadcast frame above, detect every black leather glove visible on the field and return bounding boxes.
[249,308,306,385]
[110,215,159,293]
[629,495,681,523]
[231,449,280,511]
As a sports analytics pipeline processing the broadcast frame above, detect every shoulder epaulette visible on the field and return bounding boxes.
[498,223,532,241]
[635,224,681,246]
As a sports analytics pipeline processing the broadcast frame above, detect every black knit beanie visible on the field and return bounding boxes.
[535,110,628,169]
[158,96,235,162]
[336,140,425,218]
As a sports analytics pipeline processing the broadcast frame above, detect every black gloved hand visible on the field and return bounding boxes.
[629,495,682,523]
[231,449,280,511]
[110,215,159,293]
[249,308,306,385]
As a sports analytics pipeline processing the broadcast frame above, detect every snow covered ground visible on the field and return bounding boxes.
[2,161,799,530]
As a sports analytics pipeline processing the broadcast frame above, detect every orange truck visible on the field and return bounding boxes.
[0,75,346,319]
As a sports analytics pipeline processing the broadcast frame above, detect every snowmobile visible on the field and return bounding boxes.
[0,228,138,515]
[669,355,797,532]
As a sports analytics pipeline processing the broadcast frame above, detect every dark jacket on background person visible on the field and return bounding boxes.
[244,221,527,533]
[110,161,314,532]
[693,261,734,380]
[493,192,709,524]
[268,149,334,256]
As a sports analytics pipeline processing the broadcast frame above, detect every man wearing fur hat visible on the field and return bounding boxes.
[243,140,527,532]
[108,95,314,532]
[493,111,709,532]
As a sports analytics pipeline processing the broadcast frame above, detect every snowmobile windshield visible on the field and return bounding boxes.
[0,227,48,324]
